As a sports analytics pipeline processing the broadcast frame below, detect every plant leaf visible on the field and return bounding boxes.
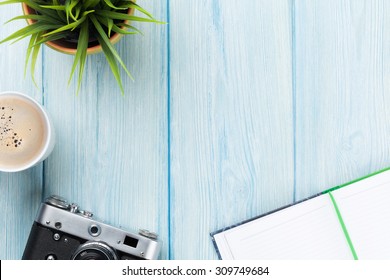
[117,22,143,35]
[24,32,38,77]
[30,33,41,87]
[40,5,66,11]
[23,31,42,87]
[95,10,165,24]
[31,32,67,47]
[82,0,99,9]
[0,22,61,44]
[42,0,67,22]
[42,11,94,37]
[107,18,113,37]
[96,16,138,35]
[90,14,133,80]
[121,1,155,19]
[17,0,67,23]
[68,19,89,95]
[4,14,63,25]
[66,0,82,22]
[91,14,137,94]
[103,0,126,10]
[97,35,124,94]
[110,24,137,35]
[0,0,25,5]
[41,21,82,37]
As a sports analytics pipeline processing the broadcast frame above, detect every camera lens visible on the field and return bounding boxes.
[72,241,118,260]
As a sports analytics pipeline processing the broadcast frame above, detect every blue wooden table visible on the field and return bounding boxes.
[1,0,390,260]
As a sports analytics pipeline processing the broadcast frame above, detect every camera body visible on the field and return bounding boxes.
[22,195,161,260]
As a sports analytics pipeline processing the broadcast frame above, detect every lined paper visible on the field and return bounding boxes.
[333,171,390,259]
[213,195,352,259]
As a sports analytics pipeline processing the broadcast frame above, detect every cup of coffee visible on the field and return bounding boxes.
[0,91,55,172]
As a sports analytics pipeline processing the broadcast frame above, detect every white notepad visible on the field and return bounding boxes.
[211,168,390,259]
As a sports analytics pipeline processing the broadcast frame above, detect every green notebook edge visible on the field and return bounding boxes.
[322,166,390,194]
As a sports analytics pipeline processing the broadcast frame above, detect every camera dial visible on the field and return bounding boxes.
[45,195,69,209]
[72,241,118,260]
[139,229,158,240]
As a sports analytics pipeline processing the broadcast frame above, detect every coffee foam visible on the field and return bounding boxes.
[0,95,47,169]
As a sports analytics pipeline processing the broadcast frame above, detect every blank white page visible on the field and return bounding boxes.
[213,194,352,259]
[332,170,390,259]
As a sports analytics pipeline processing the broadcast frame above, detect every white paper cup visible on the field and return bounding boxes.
[0,91,55,172]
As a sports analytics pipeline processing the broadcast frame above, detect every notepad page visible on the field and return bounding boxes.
[332,170,390,259]
[213,194,352,259]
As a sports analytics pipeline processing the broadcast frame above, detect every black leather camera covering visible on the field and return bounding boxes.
[22,222,83,260]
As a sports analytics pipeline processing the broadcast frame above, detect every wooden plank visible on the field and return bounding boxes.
[0,4,44,259]
[295,0,390,199]
[42,1,169,259]
[169,0,294,259]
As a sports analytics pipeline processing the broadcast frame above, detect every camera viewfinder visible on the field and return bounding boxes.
[124,236,139,248]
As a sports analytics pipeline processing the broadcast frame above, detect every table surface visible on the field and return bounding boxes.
[1,0,390,260]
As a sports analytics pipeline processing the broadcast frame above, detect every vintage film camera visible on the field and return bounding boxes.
[22,195,161,260]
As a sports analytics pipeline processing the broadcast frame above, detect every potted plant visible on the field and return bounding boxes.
[0,0,163,94]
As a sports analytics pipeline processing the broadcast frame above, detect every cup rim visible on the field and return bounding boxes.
[0,91,52,172]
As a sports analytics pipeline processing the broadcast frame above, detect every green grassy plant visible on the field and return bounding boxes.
[0,0,163,94]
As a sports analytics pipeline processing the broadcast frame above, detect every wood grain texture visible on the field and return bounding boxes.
[0,4,44,259]
[294,0,390,200]
[169,0,294,259]
[3,0,390,261]
[41,1,169,258]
